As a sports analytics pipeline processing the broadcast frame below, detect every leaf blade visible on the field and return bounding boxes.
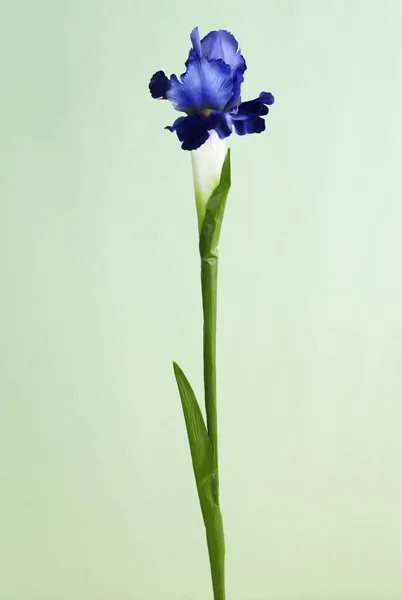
[173,361,226,599]
[173,361,215,485]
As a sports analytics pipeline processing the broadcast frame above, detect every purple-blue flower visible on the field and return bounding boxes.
[149,27,275,151]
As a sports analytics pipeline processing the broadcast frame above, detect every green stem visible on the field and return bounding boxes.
[201,254,219,476]
[200,250,225,600]
[204,507,225,600]
[195,149,230,600]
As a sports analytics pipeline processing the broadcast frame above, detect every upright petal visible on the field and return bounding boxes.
[224,68,245,110]
[190,27,202,58]
[166,57,233,113]
[190,29,246,79]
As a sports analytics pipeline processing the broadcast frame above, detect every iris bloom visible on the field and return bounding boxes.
[149,27,275,151]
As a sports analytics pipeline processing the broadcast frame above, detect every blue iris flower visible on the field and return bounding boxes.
[149,27,275,151]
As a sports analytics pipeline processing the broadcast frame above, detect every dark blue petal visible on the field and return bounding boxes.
[165,111,233,150]
[149,70,170,99]
[229,90,275,136]
[209,111,233,140]
[236,91,275,116]
[236,99,269,116]
[166,57,233,113]
[190,28,246,80]
[232,114,266,135]
[165,113,212,150]
[165,116,186,133]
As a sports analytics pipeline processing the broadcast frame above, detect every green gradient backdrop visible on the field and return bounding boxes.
[1,1,402,599]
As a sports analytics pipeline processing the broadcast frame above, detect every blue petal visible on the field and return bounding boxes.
[210,111,233,140]
[166,57,233,113]
[236,99,269,116]
[149,70,170,99]
[224,69,245,110]
[232,114,266,135]
[165,116,186,133]
[230,91,275,136]
[188,28,246,110]
[236,91,275,116]
[258,91,275,105]
[165,113,213,150]
[190,27,202,58]
[165,111,233,150]
[189,28,246,80]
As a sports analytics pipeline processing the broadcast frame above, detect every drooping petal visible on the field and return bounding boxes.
[165,113,214,150]
[236,99,269,116]
[165,116,186,133]
[236,91,275,116]
[166,111,233,150]
[189,28,246,80]
[210,111,233,140]
[166,57,233,113]
[231,113,266,135]
[230,91,275,136]
[258,91,275,105]
[149,70,170,99]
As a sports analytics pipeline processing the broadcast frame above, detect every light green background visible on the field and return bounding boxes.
[1,1,402,599]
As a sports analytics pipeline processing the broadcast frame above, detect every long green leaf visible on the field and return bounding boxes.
[173,361,226,600]
[173,361,215,486]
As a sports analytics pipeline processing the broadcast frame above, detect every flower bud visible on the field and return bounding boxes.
[191,131,227,232]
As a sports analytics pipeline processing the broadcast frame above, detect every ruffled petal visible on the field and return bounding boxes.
[236,99,268,116]
[230,91,275,136]
[188,28,247,110]
[231,114,266,135]
[166,57,233,113]
[210,111,233,140]
[149,70,170,99]
[165,113,213,150]
[258,92,275,105]
[189,28,246,80]
[236,91,275,116]
[165,116,186,133]
[190,27,202,58]
[224,67,246,110]
[165,111,233,150]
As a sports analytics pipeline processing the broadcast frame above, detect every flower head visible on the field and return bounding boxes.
[149,27,274,151]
